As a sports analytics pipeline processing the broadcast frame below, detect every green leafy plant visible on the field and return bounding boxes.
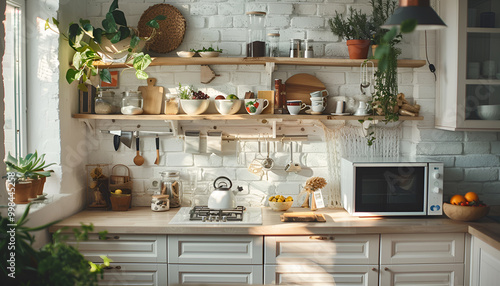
[4,151,55,181]
[370,0,398,45]
[328,7,374,40]
[45,0,165,91]
[190,46,223,53]
[178,83,209,100]
[0,203,109,285]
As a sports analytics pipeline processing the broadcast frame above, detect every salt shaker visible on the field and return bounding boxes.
[304,39,314,58]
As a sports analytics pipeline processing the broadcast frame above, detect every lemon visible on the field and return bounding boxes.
[115,189,123,195]
[269,196,275,201]
[285,196,293,202]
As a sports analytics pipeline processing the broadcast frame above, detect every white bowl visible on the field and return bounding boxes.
[215,99,242,115]
[477,105,500,120]
[199,51,220,58]
[177,51,195,58]
[180,99,210,115]
[269,201,293,211]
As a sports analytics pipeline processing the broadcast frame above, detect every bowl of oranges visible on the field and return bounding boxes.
[443,192,490,221]
[268,195,294,211]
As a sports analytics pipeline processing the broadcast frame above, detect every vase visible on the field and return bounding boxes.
[6,180,33,204]
[346,39,371,59]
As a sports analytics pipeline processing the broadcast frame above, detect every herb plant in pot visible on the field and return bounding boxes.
[329,7,374,59]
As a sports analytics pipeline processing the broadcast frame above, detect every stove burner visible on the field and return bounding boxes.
[189,206,246,222]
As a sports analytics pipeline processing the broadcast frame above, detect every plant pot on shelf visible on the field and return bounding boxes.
[28,178,42,199]
[346,39,371,59]
[98,37,146,62]
[6,180,33,204]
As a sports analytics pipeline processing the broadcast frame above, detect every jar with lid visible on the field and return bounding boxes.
[267,32,280,57]
[165,93,179,115]
[151,195,170,212]
[121,90,143,115]
[95,90,120,114]
[289,39,301,58]
[246,11,266,57]
[304,39,314,58]
[160,171,182,208]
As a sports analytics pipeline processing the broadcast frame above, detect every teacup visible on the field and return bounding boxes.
[287,100,307,115]
[244,99,269,115]
[310,97,327,106]
[310,89,329,98]
[311,104,325,113]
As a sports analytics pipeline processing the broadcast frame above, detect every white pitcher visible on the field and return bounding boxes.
[354,101,370,116]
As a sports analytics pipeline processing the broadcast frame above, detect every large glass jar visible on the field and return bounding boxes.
[246,11,266,57]
[160,171,182,208]
[95,90,120,114]
[289,39,301,58]
[165,93,179,115]
[121,90,143,115]
[267,32,280,57]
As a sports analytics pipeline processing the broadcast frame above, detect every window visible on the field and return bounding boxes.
[3,0,27,159]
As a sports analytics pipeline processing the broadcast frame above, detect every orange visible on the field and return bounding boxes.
[464,192,479,202]
[450,194,467,205]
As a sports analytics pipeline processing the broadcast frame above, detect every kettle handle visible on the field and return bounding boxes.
[213,176,232,189]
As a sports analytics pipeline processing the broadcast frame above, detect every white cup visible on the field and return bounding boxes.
[287,102,307,115]
[311,104,325,113]
[482,60,496,78]
[244,99,269,115]
[335,101,345,114]
[468,62,480,79]
[310,89,329,97]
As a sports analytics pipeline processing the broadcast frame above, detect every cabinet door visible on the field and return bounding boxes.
[265,235,379,265]
[168,235,263,264]
[168,264,263,285]
[67,234,167,263]
[470,236,500,285]
[264,264,378,286]
[380,233,465,264]
[380,264,464,286]
[97,263,167,286]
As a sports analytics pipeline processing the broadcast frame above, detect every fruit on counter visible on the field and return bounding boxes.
[114,189,123,195]
[269,195,293,203]
[450,194,466,205]
[227,94,238,99]
[464,191,479,202]
[449,192,487,207]
[215,95,225,100]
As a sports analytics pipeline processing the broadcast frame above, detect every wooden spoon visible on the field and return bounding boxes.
[133,136,145,166]
[154,136,160,165]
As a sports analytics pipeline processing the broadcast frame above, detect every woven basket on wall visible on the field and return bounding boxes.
[137,4,186,54]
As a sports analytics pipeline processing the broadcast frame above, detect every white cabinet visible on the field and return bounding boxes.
[97,263,167,286]
[379,264,464,286]
[470,235,500,285]
[168,265,263,285]
[436,0,500,131]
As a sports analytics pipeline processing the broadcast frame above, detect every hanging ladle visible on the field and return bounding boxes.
[262,139,274,170]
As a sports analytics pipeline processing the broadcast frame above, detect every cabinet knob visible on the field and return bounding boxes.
[371,268,378,272]
[309,236,334,241]
[384,267,390,272]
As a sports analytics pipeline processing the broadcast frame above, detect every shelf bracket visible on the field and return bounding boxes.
[359,119,378,137]
[78,119,96,136]
[265,62,276,78]
[262,118,282,138]
[165,120,179,137]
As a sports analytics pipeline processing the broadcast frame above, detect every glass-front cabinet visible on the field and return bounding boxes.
[437,0,500,130]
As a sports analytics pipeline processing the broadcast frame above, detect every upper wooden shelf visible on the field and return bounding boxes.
[93,57,427,69]
[73,113,423,121]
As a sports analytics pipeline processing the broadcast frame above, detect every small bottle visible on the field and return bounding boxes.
[121,90,143,115]
[289,39,301,58]
[165,93,179,115]
[304,39,314,58]
[267,32,280,57]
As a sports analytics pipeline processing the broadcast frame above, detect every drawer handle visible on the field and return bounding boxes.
[309,236,334,240]
[371,268,378,272]
[100,235,120,240]
[104,266,122,270]
[384,267,390,272]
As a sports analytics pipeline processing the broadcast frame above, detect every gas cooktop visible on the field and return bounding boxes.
[168,206,263,225]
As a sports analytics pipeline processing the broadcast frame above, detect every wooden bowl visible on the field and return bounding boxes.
[269,201,293,211]
[443,202,490,221]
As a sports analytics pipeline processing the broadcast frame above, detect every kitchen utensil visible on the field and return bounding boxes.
[133,136,145,166]
[280,212,326,222]
[113,135,120,151]
[139,78,164,115]
[285,73,326,105]
[258,90,275,114]
[285,142,301,173]
[207,176,243,210]
[154,136,160,165]
[360,61,374,95]
[120,131,133,149]
[262,140,274,170]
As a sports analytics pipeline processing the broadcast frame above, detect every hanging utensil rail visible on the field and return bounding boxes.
[100,130,174,137]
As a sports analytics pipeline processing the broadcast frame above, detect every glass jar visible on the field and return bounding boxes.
[95,90,120,114]
[165,93,179,115]
[246,11,267,57]
[151,195,170,212]
[304,39,314,58]
[267,32,280,57]
[289,39,301,58]
[121,90,143,115]
[160,171,182,208]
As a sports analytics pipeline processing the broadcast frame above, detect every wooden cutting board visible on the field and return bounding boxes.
[284,73,326,105]
[280,212,326,222]
[138,78,164,115]
[258,91,275,114]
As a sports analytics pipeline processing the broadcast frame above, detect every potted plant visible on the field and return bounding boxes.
[370,0,398,55]
[329,7,375,59]
[45,0,165,91]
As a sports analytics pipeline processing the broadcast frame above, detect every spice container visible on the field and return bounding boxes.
[304,39,314,58]
[267,32,280,57]
[151,195,170,212]
[246,11,266,57]
[289,39,301,58]
[95,90,120,114]
[121,90,143,115]
[165,93,179,115]
[160,171,182,208]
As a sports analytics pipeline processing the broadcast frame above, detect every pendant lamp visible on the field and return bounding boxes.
[382,0,447,30]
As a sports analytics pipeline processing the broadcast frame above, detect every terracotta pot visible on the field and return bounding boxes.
[28,179,41,199]
[346,39,371,59]
[6,180,33,204]
[38,176,47,196]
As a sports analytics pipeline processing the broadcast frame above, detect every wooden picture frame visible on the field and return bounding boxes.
[100,70,119,88]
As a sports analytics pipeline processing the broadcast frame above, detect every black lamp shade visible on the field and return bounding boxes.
[382,6,447,30]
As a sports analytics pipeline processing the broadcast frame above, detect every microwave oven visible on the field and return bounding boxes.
[341,157,444,216]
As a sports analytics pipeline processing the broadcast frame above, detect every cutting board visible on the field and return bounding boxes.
[258,91,275,114]
[280,212,326,222]
[139,78,164,115]
[285,73,326,105]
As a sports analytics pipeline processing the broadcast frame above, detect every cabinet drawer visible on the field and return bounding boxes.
[168,264,263,285]
[67,234,167,263]
[168,235,263,264]
[98,263,167,286]
[380,233,465,264]
[264,265,378,286]
[265,235,379,265]
[380,264,464,286]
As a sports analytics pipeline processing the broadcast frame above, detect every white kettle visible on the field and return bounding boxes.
[207,176,243,210]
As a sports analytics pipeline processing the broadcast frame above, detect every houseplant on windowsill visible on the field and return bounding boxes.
[328,7,375,59]
[45,0,165,91]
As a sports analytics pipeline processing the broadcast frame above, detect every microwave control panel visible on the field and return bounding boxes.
[427,163,444,215]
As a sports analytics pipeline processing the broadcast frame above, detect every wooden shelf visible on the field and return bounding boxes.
[73,113,423,121]
[467,27,500,34]
[93,57,427,69]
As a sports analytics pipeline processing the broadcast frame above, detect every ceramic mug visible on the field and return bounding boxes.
[310,97,327,107]
[287,100,307,115]
[310,89,329,98]
[244,99,269,115]
[335,101,345,114]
